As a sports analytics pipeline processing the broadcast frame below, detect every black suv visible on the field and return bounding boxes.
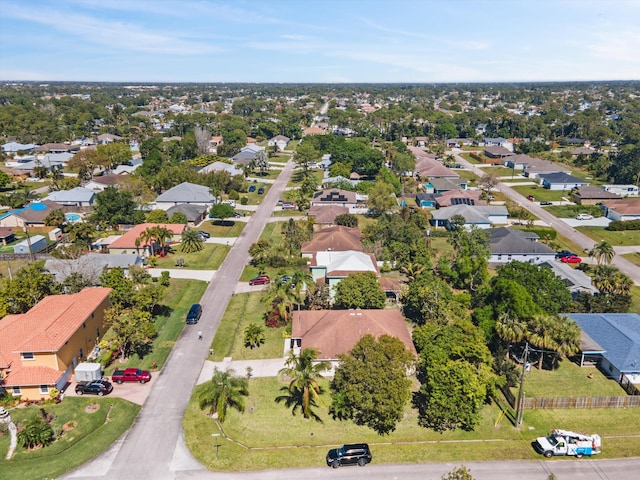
[186,304,202,324]
[75,379,113,396]
[326,443,372,468]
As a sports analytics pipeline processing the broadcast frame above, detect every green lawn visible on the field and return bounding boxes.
[545,204,603,219]
[0,397,140,480]
[576,226,640,246]
[288,169,324,188]
[209,292,286,362]
[183,376,640,471]
[509,359,626,398]
[200,220,246,237]
[154,243,230,270]
[459,152,481,164]
[490,166,521,177]
[456,169,478,183]
[630,285,640,313]
[105,279,208,373]
[247,169,281,180]
[511,185,568,202]
[258,221,283,243]
[623,252,640,267]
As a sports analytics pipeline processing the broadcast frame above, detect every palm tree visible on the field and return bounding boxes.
[401,262,425,282]
[17,415,55,449]
[195,368,249,423]
[551,316,581,369]
[589,240,615,265]
[276,348,331,420]
[263,275,297,324]
[290,269,314,311]
[138,228,155,256]
[592,265,632,296]
[495,312,528,359]
[526,314,558,370]
[180,229,204,253]
[243,323,265,349]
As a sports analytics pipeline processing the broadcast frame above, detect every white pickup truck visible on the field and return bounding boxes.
[534,429,601,458]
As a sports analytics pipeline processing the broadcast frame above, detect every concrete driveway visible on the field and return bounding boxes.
[562,217,611,228]
[65,372,158,406]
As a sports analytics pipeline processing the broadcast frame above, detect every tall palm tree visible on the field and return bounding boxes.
[590,240,615,265]
[551,316,581,369]
[276,348,331,420]
[592,265,632,295]
[195,368,249,423]
[526,314,558,369]
[180,229,204,253]
[495,312,528,359]
[290,269,314,311]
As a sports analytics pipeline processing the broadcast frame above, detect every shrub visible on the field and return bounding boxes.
[517,227,557,240]
[240,196,249,205]
[228,189,239,200]
[607,220,640,231]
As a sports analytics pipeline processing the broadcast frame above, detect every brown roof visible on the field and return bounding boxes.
[90,174,122,186]
[302,126,327,135]
[108,223,186,249]
[307,205,349,224]
[0,227,14,239]
[378,277,401,292]
[9,200,63,224]
[436,189,486,207]
[291,309,417,360]
[574,185,620,200]
[312,189,357,204]
[602,198,640,214]
[302,226,363,254]
[36,143,79,152]
[484,145,513,157]
[409,146,459,179]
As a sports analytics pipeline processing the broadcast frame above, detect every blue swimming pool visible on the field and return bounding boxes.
[65,213,82,222]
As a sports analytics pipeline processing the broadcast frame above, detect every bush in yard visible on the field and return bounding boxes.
[228,189,239,200]
[17,415,55,449]
[607,220,640,231]
[240,196,249,205]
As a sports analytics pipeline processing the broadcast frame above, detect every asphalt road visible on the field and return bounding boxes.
[64,158,296,480]
[452,151,640,285]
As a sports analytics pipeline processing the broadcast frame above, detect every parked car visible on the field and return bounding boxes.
[248,185,256,192]
[233,211,242,218]
[111,368,152,384]
[540,201,553,206]
[249,275,270,286]
[555,250,577,259]
[326,443,372,468]
[223,199,236,207]
[186,303,202,324]
[75,379,113,396]
[282,202,297,210]
[561,255,582,264]
[198,231,210,239]
[576,213,594,220]
[527,195,535,201]
[277,199,284,205]
[257,187,265,194]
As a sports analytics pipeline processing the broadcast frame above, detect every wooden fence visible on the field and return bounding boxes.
[501,386,640,410]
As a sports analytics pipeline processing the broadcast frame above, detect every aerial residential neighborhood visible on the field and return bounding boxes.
[1,1,640,480]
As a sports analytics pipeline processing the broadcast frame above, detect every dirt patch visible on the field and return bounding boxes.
[62,420,78,431]
[85,403,100,414]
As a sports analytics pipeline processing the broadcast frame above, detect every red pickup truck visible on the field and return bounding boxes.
[111,368,152,384]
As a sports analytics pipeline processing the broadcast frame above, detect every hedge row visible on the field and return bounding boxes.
[607,220,640,231]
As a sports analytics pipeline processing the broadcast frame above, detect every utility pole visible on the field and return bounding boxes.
[515,342,529,427]
[23,226,35,262]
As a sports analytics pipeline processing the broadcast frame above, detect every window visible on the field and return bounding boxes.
[96,328,101,338]
[21,352,35,361]
[79,348,84,359]
[12,386,21,396]
[39,385,49,394]
[83,322,86,329]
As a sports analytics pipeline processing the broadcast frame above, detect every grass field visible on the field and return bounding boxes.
[545,204,603,219]
[209,292,286,361]
[511,185,568,202]
[153,243,230,270]
[576,226,640,246]
[456,169,478,183]
[182,376,640,471]
[0,398,140,480]
[623,252,640,266]
[104,278,208,373]
[200,220,246,237]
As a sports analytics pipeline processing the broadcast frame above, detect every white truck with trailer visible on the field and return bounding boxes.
[534,429,601,458]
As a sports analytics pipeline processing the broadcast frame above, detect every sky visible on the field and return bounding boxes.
[1,0,639,83]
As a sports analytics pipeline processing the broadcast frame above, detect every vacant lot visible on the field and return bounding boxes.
[511,185,567,202]
[576,226,640,246]
[153,243,230,270]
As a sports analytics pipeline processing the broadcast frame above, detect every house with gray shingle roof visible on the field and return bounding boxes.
[165,203,209,225]
[45,187,96,207]
[539,172,589,191]
[573,185,621,205]
[489,227,556,264]
[44,254,144,284]
[198,161,243,176]
[430,205,508,229]
[567,313,640,384]
[154,182,215,208]
[539,261,598,295]
[268,135,290,151]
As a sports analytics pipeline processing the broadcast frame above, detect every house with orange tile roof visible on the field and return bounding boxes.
[302,126,327,136]
[107,223,186,255]
[289,309,417,363]
[0,288,111,400]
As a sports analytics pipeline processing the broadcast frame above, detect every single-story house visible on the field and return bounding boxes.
[45,254,144,284]
[0,227,16,245]
[489,227,556,264]
[302,126,327,136]
[522,158,571,179]
[311,249,378,299]
[90,234,121,253]
[601,199,640,222]
[318,154,332,170]
[415,193,437,208]
[107,223,186,255]
[36,143,80,154]
[2,141,37,154]
[434,189,486,208]
[427,177,468,193]
[0,288,112,400]
[198,161,244,177]
[572,185,621,205]
[231,149,257,166]
[165,203,209,226]
[567,313,640,385]
[289,309,417,364]
[301,226,363,257]
[539,261,598,295]
[45,187,96,207]
[484,146,514,159]
[539,172,589,191]
[446,138,473,148]
[602,185,640,197]
[84,174,122,191]
[96,133,123,144]
[484,137,514,151]
[571,146,596,156]
[307,205,349,226]
[0,201,63,228]
[154,182,215,208]
[311,189,357,208]
[430,205,508,229]
[409,146,459,179]
[268,135,290,151]
[111,163,140,175]
[322,175,359,188]
[13,234,47,254]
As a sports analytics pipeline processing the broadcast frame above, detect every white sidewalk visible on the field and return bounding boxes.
[147,268,216,281]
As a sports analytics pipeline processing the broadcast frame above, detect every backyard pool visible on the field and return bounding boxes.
[65,213,82,222]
